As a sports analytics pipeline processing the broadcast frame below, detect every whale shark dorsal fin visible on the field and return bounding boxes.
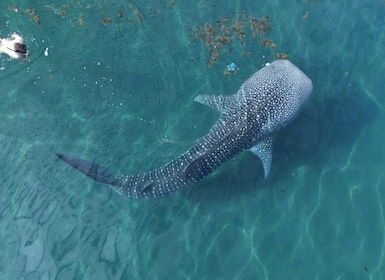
[250,136,273,179]
[194,94,237,114]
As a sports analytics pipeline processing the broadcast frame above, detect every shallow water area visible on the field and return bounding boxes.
[0,0,385,279]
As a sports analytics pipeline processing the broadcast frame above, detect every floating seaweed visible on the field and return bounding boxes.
[102,15,113,25]
[190,12,277,67]
[275,53,289,59]
[303,0,315,20]
[128,4,143,24]
[260,38,276,48]
[6,6,41,24]
[250,16,272,37]
[5,2,152,28]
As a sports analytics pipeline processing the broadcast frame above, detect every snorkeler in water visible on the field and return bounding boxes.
[0,33,29,61]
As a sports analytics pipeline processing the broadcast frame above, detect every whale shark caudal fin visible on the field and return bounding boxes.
[55,153,124,186]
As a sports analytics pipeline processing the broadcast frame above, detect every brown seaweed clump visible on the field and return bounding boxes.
[102,16,113,25]
[190,11,276,67]
[260,38,276,48]
[6,6,41,25]
[128,4,143,24]
[249,15,272,38]
[275,53,289,59]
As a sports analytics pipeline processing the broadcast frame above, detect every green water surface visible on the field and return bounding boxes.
[0,1,384,279]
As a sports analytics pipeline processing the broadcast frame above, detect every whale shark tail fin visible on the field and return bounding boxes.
[55,152,124,187]
[56,151,208,198]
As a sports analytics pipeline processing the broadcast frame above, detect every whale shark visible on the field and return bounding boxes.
[56,60,313,198]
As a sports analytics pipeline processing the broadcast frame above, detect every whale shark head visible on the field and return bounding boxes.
[240,60,313,135]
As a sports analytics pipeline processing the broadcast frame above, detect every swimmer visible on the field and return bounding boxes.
[0,33,29,61]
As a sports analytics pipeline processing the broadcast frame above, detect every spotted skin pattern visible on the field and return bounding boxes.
[56,60,313,198]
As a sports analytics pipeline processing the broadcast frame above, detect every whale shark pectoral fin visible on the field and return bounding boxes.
[194,94,237,114]
[55,152,123,187]
[250,137,273,179]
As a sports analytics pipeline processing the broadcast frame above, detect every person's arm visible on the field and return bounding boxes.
[4,48,20,59]
[21,50,29,61]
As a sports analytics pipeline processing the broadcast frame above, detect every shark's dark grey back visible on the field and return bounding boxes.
[57,60,313,198]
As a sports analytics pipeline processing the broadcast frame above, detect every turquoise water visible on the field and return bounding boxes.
[0,0,384,279]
